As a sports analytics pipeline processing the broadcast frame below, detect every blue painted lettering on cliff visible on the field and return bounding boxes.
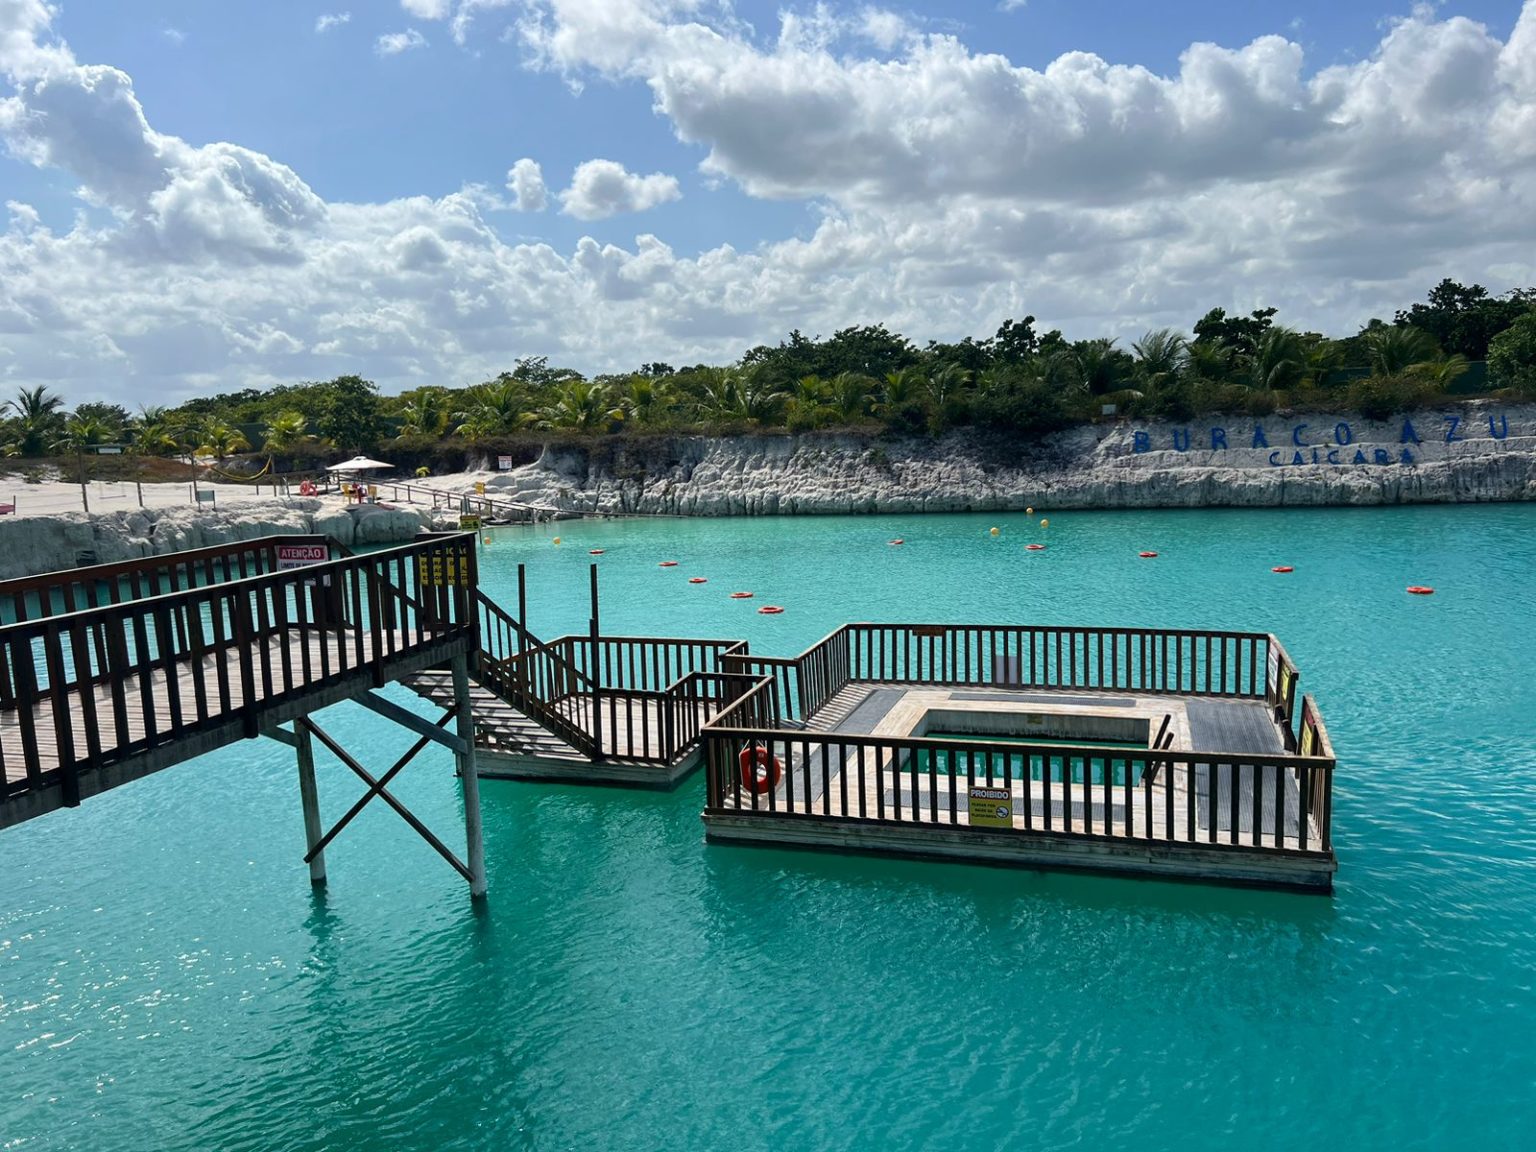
[1354,449,1368,464]
[1445,415,1462,443]
[1211,428,1228,450]
[1252,425,1269,449]
[1133,431,1150,453]
[1292,424,1309,447]
[1401,448,1415,464]
[1172,428,1191,452]
[1125,411,1511,464]
[1335,423,1353,446]
[1489,413,1509,440]
[1401,419,1421,445]
[1374,449,1392,464]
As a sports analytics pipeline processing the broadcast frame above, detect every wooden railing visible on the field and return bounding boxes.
[0,534,477,810]
[702,721,1335,854]
[0,535,338,626]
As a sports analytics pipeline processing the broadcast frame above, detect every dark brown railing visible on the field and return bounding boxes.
[702,689,1335,854]
[0,534,477,811]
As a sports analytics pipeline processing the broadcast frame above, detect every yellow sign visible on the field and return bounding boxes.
[417,553,468,587]
[967,786,1013,829]
[474,481,486,496]
[1300,723,1316,757]
[459,515,482,531]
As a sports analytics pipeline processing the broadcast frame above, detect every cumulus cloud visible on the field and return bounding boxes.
[315,13,351,34]
[559,159,681,220]
[506,157,548,212]
[1,0,1536,407]
[375,29,427,56]
[399,0,515,44]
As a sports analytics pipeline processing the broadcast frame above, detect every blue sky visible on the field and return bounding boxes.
[2,1,1534,402]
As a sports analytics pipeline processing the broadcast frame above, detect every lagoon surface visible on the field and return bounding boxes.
[4,505,1535,1150]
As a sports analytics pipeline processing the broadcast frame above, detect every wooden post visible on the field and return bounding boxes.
[517,563,527,655]
[295,722,326,886]
[588,563,602,759]
[452,653,487,898]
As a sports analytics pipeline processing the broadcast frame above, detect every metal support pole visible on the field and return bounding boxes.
[452,654,487,898]
[295,722,327,886]
[588,563,602,759]
[517,563,527,655]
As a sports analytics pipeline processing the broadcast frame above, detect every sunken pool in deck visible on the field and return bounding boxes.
[702,624,1338,893]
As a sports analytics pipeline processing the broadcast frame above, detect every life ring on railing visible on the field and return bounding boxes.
[739,744,783,793]
[758,605,784,615]
[299,480,317,496]
[730,591,754,599]
[1406,585,1435,595]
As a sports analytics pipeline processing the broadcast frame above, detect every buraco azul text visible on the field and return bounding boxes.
[1130,413,1512,466]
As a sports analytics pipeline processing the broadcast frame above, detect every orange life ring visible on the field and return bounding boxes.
[1138,551,1158,558]
[1406,585,1435,595]
[730,591,754,599]
[1272,566,1294,573]
[589,549,605,555]
[689,577,708,584]
[739,744,783,793]
[1026,543,1047,551]
[888,538,904,545]
[758,605,784,615]
[658,560,678,567]
[299,480,317,496]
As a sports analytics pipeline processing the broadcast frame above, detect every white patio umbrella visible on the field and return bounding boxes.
[325,455,393,473]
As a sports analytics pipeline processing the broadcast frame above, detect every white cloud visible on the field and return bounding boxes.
[400,0,514,44]
[162,28,185,46]
[315,13,351,34]
[401,0,451,17]
[506,158,548,212]
[2,0,1536,407]
[375,29,427,56]
[559,159,681,220]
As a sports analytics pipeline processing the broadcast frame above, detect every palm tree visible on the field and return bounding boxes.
[197,419,252,460]
[925,363,972,431]
[455,381,529,438]
[1410,353,1472,389]
[829,371,877,425]
[685,367,786,425]
[396,387,451,437]
[262,410,311,453]
[1249,327,1308,392]
[130,406,179,457]
[877,368,926,415]
[4,385,67,457]
[1185,339,1234,384]
[1363,326,1440,376]
[785,375,833,430]
[54,413,115,454]
[535,380,623,433]
[1073,338,1133,396]
[1131,329,1188,391]
[617,375,676,428]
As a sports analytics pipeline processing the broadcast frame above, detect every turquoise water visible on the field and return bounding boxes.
[4,505,1536,1149]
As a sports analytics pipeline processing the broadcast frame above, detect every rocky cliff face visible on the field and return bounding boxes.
[457,400,1536,517]
[0,500,428,581]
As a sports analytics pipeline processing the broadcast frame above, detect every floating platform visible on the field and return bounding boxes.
[702,624,1337,893]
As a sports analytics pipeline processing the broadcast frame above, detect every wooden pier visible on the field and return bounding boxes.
[0,533,490,895]
[702,624,1337,892]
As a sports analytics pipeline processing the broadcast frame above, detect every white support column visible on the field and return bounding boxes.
[452,654,487,898]
[295,722,327,886]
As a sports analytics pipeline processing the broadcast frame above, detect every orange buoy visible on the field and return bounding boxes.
[659,560,678,567]
[1407,585,1435,595]
[888,538,904,546]
[758,605,784,615]
[689,577,708,584]
[730,591,754,600]
[1272,566,1294,573]
[738,744,783,793]
[1026,543,1047,551]
[1139,551,1158,558]
[589,549,605,555]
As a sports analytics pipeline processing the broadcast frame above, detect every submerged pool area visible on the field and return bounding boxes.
[4,504,1535,1149]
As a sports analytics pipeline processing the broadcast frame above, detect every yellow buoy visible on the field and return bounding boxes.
[483,536,492,546]
[1026,506,1034,515]
[990,527,1000,537]
[553,536,561,545]
[1040,518,1049,528]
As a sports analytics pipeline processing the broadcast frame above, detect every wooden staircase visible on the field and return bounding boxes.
[402,668,585,765]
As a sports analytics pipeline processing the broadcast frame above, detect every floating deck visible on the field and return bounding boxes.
[703,624,1337,892]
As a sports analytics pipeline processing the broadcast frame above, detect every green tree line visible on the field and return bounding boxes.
[7,279,1536,462]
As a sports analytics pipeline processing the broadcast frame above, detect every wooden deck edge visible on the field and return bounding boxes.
[701,811,1336,893]
[478,747,704,791]
[0,639,471,831]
